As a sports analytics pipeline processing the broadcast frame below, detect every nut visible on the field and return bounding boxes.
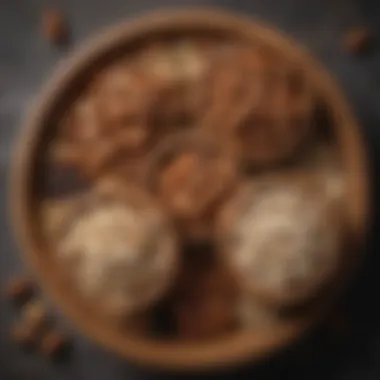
[202,46,278,134]
[62,97,103,143]
[11,323,36,347]
[203,46,314,167]
[5,276,34,303]
[40,330,68,357]
[161,153,234,218]
[48,142,81,168]
[344,27,373,54]
[78,127,148,179]
[93,64,154,127]
[159,153,200,218]
[23,300,49,333]
[150,133,236,237]
[42,9,69,45]
[149,79,205,130]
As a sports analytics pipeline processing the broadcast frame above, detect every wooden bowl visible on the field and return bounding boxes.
[9,8,369,371]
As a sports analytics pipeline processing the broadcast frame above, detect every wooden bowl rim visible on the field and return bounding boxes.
[9,7,369,371]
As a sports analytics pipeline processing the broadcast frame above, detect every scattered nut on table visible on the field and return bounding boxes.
[344,27,373,54]
[40,330,69,357]
[5,276,34,303]
[42,8,69,45]
[23,300,49,333]
[11,322,37,348]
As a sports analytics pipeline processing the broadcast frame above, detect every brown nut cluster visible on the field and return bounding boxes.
[91,62,155,129]
[57,63,157,180]
[147,132,236,238]
[6,276,72,357]
[202,46,315,166]
[149,79,205,130]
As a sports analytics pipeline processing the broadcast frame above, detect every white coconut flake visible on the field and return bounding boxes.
[232,185,337,297]
[58,201,175,315]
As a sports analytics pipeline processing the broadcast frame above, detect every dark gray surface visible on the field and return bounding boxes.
[1,0,380,379]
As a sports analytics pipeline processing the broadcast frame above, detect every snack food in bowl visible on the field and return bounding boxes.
[10,9,368,371]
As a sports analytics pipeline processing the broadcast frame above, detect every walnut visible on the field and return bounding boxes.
[40,330,69,357]
[202,46,272,133]
[92,63,154,128]
[149,78,205,130]
[202,46,314,166]
[147,132,236,238]
[78,126,148,179]
[61,97,103,143]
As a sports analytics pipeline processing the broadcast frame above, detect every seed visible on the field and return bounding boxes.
[23,300,49,333]
[40,330,68,357]
[5,276,34,304]
[42,9,69,46]
[11,323,36,348]
[344,27,373,54]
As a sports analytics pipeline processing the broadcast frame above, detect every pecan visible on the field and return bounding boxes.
[344,27,373,54]
[149,132,236,237]
[203,46,314,166]
[5,276,34,304]
[41,9,69,45]
[40,330,69,357]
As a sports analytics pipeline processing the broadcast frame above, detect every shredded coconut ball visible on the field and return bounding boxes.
[231,185,339,300]
[58,201,176,315]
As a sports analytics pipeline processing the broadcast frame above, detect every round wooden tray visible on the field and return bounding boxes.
[9,8,369,371]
